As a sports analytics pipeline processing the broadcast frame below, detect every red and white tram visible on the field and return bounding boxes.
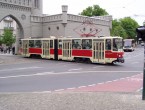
[20,36,124,64]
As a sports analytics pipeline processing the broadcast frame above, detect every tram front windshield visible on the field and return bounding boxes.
[113,38,123,51]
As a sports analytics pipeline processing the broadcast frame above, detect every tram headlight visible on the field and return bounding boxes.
[118,54,121,58]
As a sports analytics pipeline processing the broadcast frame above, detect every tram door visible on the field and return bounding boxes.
[42,40,50,58]
[93,40,105,63]
[62,40,72,60]
[22,40,29,56]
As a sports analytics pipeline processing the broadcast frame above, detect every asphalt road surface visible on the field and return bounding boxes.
[0,46,144,93]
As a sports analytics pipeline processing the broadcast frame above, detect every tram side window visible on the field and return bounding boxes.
[58,40,62,49]
[113,39,118,51]
[72,39,81,49]
[82,39,92,49]
[50,40,53,48]
[29,40,34,47]
[106,39,111,50]
[35,40,41,48]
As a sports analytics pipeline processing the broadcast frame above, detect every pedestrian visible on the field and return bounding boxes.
[12,46,15,55]
[3,46,7,54]
[8,46,11,54]
[0,46,3,53]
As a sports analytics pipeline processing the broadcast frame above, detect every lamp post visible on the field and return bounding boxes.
[136,26,145,100]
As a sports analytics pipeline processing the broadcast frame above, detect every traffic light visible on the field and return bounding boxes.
[136,26,145,41]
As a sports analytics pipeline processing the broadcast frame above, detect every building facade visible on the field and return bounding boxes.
[0,16,16,36]
[0,0,112,53]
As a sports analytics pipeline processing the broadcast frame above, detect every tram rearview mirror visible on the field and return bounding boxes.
[136,26,145,41]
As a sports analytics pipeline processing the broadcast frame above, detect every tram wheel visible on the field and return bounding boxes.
[86,59,92,64]
[111,61,116,65]
[75,58,81,63]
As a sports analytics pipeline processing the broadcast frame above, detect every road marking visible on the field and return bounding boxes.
[0,71,142,79]
[0,71,53,79]
[32,73,143,93]
[68,68,82,71]
[61,73,143,92]
[0,67,43,72]
[78,86,86,88]
[67,87,75,90]
[63,71,142,74]
[33,91,52,93]
[136,87,143,92]
[127,78,143,81]
[88,84,96,87]
[93,66,104,68]
[54,89,65,92]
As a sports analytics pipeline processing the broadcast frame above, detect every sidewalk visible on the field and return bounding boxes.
[0,92,145,110]
[0,52,13,64]
[0,52,13,56]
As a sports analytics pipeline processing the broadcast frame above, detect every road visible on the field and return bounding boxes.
[0,46,144,92]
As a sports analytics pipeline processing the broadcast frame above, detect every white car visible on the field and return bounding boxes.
[123,46,134,52]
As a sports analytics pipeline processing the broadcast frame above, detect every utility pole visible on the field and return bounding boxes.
[136,26,145,100]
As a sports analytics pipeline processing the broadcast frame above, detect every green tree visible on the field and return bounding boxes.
[80,5,108,16]
[120,17,139,39]
[1,29,16,46]
[111,19,127,39]
[0,35,3,45]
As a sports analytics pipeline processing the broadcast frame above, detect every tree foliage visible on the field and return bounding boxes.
[111,19,127,39]
[0,35,3,45]
[80,5,139,39]
[120,17,139,39]
[1,29,16,46]
[80,5,108,16]
[111,17,139,39]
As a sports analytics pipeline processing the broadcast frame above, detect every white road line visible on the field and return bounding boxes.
[136,87,143,92]
[54,89,65,92]
[33,91,52,93]
[97,82,105,85]
[67,87,75,90]
[93,66,104,68]
[0,71,54,79]
[33,73,143,93]
[0,71,142,79]
[68,68,82,71]
[105,81,113,83]
[63,71,142,74]
[0,67,43,72]
[78,86,86,88]
[88,84,96,87]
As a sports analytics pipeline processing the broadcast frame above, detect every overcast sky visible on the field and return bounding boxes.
[43,0,145,25]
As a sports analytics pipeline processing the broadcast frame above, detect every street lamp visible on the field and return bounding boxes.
[136,26,145,100]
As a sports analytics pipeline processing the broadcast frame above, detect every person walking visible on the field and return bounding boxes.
[12,46,15,55]
[8,46,11,54]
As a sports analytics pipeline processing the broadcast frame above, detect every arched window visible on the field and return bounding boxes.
[34,0,39,8]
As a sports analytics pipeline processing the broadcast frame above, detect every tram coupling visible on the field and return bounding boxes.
[116,57,125,63]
